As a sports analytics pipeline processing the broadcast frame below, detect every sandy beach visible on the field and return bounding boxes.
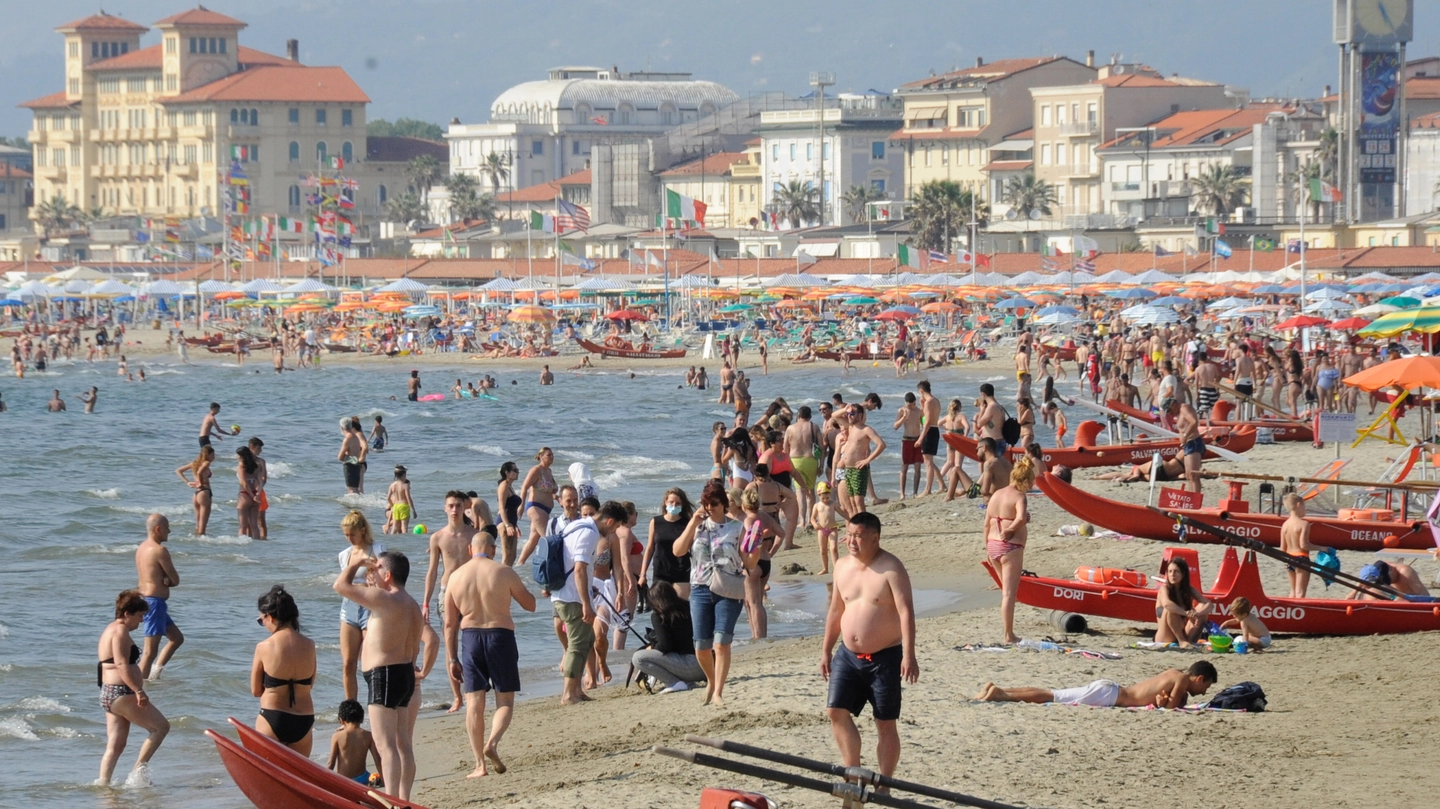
[389,416,1440,808]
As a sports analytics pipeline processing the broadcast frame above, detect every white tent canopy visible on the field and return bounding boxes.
[240,279,283,293]
[1009,271,1047,285]
[1130,269,1175,284]
[87,279,136,296]
[198,280,235,294]
[143,280,187,296]
[14,282,61,298]
[375,278,427,293]
[286,278,338,294]
[572,277,628,291]
[479,277,521,291]
[1095,270,1135,284]
[45,266,111,283]
[768,273,830,289]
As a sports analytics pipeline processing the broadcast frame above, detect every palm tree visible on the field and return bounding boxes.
[443,173,495,222]
[839,184,884,224]
[1002,172,1058,217]
[406,154,442,211]
[910,180,989,253]
[1285,158,1324,221]
[1315,127,1339,182]
[34,193,82,235]
[1189,163,1247,216]
[479,153,511,196]
[773,180,819,229]
[384,191,426,226]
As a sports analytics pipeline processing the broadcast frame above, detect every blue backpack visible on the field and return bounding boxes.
[532,521,577,592]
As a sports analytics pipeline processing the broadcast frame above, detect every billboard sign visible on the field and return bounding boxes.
[1358,52,1400,184]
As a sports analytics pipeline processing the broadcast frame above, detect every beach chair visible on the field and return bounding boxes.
[1352,444,1430,514]
[1353,389,1410,447]
[1288,458,1351,511]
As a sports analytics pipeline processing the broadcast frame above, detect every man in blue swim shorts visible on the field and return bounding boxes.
[820,512,918,780]
[135,514,184,679]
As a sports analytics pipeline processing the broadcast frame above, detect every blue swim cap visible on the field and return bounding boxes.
[1358,562,1382,584]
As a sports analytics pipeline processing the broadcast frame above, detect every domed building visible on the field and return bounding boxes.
[447,67,739,196]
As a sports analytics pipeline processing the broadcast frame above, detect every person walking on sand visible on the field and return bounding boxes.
[915,380,943,496]
[986,456,1035,645]
[333,551,423,801]
[820,511,919,780]
[97,590,170,786]
[444,529,536,777]
[422,491,479,714]
[136,514,183,680]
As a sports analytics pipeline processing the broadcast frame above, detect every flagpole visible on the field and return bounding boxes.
[662,215,671,331]
[1299,184,1308,303]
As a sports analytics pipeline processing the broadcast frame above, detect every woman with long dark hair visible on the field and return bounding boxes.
[631,581,702,693]
[496,461,522,566]
[643,487,694,599]
[176,444,215,536]
[236,446,261,538]
[251,585,317,754]
[1154,557,1213,648]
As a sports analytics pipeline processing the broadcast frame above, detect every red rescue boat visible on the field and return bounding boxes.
[1105,399,1313,443]
[576,337,687,359]
[985,545,1440,635]
[208,727,420,809]
[942,420,1256,469]
[1038,472,1435,551]
[226,718,424,808]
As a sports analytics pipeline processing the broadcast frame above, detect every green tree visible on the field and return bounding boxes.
[34,193,82,235]
[1002,172,1057,216]
[406,154,443,211]
[1190,163,1247,216]
[840,184,884,224]
[1315,127,1339,182]
[367,118,445,140]
[479,152,511,195]
[0,135,29,150]
[384,191,426,225]
[444,173,495,222]
[910,180,989,253]
[773,179,819,229]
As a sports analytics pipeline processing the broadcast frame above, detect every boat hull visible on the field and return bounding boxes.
[227,718,421,808]
[985,548,1440,635]
[576,338,686,359]
[208,728,405,809]
[1037,473,1434,551]
[1104,399,1313,442]
[942,425,1255,469]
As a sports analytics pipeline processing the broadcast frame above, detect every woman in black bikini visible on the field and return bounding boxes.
[252,585,317,754]
[236,446,261,538]
[517,447,558,564]
[98,589,169,785]
[496,461,523,566]
[176,445,215,536]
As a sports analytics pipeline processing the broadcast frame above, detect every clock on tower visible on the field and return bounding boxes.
[1334,0,1413,48]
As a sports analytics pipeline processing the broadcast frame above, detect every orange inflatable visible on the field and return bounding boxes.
[1074,566,1150,587]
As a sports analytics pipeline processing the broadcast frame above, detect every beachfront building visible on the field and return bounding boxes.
[1027,63,1236,226]
[657,151,748,229]
[19,9,402,229]
[444,67,740,200]
[0,163,32,235]
[1406,112,1440,215]
[890,56,1097,202]
[756,92,905,228]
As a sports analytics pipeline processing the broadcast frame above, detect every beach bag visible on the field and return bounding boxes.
[1000,407,1022,446]
[1209,681,1267,712]
[708,564,747,600]
[532,523,577,592]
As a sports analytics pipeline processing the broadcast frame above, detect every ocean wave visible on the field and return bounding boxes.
[337,493,389,509]
[0,717,38,741]
[266,461,295,478]
[557,450,594,461]
[769,607,820,623]
[467,444,507,457]
[174,533,253,546]
[143,368,186,375]
[536,417,556,425]
[983,375,1007,383]
[85,488,121,500]
[273,493,302,503]
[112,504,192,518]
[46,726,83,739]
[355,408,391,419]
[593,471,626,488]
[0,621,8,639]
[10,696,69,715]
[644,412,673,419]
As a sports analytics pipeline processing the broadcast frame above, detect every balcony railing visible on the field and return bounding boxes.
[1060,121,1098,136]
[1110,182,1140,191]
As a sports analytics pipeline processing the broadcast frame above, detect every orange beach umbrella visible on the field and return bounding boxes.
[1343,356,1440,393]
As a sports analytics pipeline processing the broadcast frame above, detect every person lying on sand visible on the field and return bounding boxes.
[976,661,1217,709]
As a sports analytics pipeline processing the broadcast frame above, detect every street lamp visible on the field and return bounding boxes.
[809,71,834,226]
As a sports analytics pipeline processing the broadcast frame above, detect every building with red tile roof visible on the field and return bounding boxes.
[19,7,384,234]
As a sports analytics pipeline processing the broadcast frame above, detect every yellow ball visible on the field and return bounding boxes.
[872,361,879,367]
[412,524,428,535]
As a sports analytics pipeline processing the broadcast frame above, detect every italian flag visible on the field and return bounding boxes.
[896,244,923,269]
[665,189,707,228]
[278,216,304,233]
[530,212,555,233]
[327,156,345,169]
[1309,178,1342,202]
[336,216,355,236]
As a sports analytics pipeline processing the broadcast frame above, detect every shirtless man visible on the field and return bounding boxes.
[1171,398,1204,495]
[974,383,1005,452]
[1193,351,1222,423]
[47,389,66,412]
[333,551,424,801]
[946,437,1013,501]
[444,531,537,778]
[79,386,99,414]
[540,365,554,386]
[1351,560,1429,601]
[892,393,924,501]
[785,406,823,519]
[820,512,918,779]
[733,371,752,426]
[199,402,237,447]
[915,380,943,496]
[423,491,480,714]
[835,404,886,515]
[136,514,184,679]
[407,370,421,402]
[339,421,368,495]
[1233,344,1258,419]
[718,359,735,405]
[977,661,1217,709]
[1338,343,1364,414]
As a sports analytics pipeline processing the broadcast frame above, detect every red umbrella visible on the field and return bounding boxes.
[605,309,648,321]
[873,310,916,322]
[1328,317,1372,331]
[1274,315,1330,330]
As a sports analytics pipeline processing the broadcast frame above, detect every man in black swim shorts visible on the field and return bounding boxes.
[334,551,424,801]
[820,512,919,779]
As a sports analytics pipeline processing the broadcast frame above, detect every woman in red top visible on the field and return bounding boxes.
[754,427,798,551]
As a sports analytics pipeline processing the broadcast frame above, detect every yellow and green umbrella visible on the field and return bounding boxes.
[1356,306,1440,337]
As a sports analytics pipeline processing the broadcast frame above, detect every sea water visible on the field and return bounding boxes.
[0,357,997,809]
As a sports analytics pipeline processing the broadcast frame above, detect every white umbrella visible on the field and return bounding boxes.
[143,280,187,296]
[479,277,521,291]
[674,274,711,289]
[1354,302,1400,317]
[198,280,235,295]
[240,279,283,293]
[1304,299,1353,315]
[768,273,830,289]
[1034,311,1082,326]
[15,282,61,298]
[63,279,93,294]
[1305,287,1349,301]
[1130,305,1181,325]
[376,278,428,293]
[572,277,628,291]
[87,279,136,296]
[1208,296,1253,310]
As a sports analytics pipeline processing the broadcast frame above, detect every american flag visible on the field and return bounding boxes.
[1041,258,1058,272]
[1074,258,1096,272]
[556,199,590,232]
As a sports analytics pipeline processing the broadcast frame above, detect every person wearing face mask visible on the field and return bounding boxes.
[643,487,695,600]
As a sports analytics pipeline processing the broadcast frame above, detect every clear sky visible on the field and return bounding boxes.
[2,1,1434,136]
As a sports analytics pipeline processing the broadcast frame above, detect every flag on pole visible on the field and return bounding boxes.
[976,253,991,268]
[1073,235,1100,258]
[795,251,817,267]
[556,198,591,232]
[868,202,891,220]
[1287,238,1304,254]
[1041,258,1058,272]
[646,252,664,270]
[278,216,304,234]
[1255,238,1276,252]
[955,249,973,264]
[1204,217,1226,235]
[1074,258,1096,272]
[561,252,597,271]
[1308,177,1342,202]
[1214,240,1233,259]
[1042,243,1063,258]
[336,216,355,236]
[229,145,250,161]
[896,244,923,269]
[327,156,345,170]
[530,212,555,233]
[300,175,319,188]
[340,177,359,191]
[709,248,723,271]
[1154,245,1172,257]
[927,250,948,265]
[1184,244,1199,257]
[227,161,248,185]
[665,189,707,228]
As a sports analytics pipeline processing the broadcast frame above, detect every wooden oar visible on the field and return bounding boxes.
[684,735,1025,809]
[1215,382,1312,429]
[1221,471,1440,493]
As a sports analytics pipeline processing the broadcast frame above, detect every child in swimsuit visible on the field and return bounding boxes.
[809,483,839,575]
[1219,596,1272,650]
[327,699,383,786]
